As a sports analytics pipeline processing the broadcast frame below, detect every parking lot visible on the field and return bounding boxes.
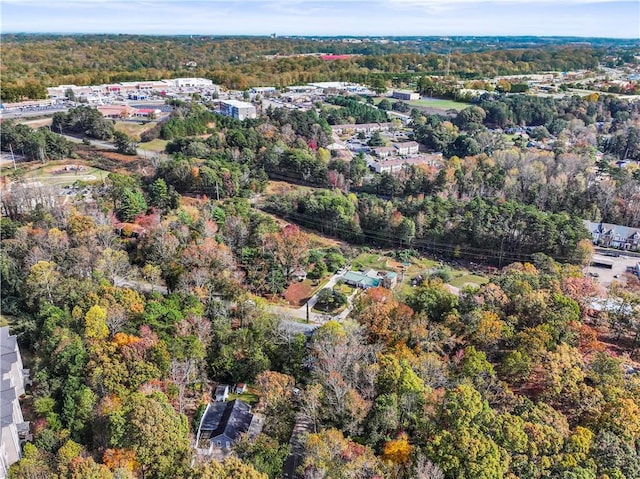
[588,253,640,286]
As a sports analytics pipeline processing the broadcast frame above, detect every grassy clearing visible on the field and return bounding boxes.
[407,98,468,111]
[138,138,168,152]
[17,117,53,128]
[114,121,157,140]
[351,252,390,271]
[22,163,109,187]
[449,273,489,289]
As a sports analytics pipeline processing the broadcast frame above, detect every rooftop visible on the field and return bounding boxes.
[220,99,254,108]
[199,400,253,442]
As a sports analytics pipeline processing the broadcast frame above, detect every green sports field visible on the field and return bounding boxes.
[407,98,469,111]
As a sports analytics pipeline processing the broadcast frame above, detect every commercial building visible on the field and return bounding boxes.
[218,100,257,120]
[392,90,420,101]
[97,104,136,119]
[1,327,30,479]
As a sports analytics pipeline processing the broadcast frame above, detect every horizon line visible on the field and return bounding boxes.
[3,32,639,41]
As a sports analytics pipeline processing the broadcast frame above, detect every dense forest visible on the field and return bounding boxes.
[3,34,637,101]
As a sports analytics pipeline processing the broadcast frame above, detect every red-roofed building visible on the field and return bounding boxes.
[133,108,162,118]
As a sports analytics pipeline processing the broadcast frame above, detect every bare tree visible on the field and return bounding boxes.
[170,359,197,414]
[106,304,127,337]
[414,454,445,479]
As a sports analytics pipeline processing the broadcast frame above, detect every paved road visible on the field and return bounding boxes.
[0,106,70,120]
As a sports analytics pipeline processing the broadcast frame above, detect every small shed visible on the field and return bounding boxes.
[235,383,247,394]
[215,384,229,402]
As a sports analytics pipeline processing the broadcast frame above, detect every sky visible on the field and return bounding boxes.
[2,0,639,38]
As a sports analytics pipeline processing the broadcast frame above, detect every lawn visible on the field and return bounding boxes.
[228,391,259,406]
[138,138,168,152]
[335,283,355,296]
[22,163,109,187]
[449,273,489,289]
[407,98,469,111]
[351,252,391,271]
[114,121,158,140]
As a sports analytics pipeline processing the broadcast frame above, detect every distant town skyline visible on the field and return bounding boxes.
[2,0,639,38]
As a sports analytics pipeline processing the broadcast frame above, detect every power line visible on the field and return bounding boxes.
[261,207,577,264]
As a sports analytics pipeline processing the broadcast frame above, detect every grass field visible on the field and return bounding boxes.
[407,98,469,111]
[114,121,158,140]
[22,163,109,187]
[351,252,391,271]
[138,138,168,152]
[449,273,489,289]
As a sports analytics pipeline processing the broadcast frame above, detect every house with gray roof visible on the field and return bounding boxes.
[195,400,261,455]
[583,220,640,250]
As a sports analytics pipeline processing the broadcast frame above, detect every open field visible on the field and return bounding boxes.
[16,117,53,128]
[351,252,391,271]
[407,98,469,111]
[114,121,158,140]
[138,138,168,152]
[449,273,490,289]
[21,163,108,187]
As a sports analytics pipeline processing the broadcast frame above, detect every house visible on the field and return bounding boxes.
[1,327,31,479]
[371,154,443,174]
[235,383,247,394]
[342,270,397,289]
[195,400,258,453]
[215,385,229,402]
[392,90,420,101]
[583,220,640,250]
[291,269,307,282]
